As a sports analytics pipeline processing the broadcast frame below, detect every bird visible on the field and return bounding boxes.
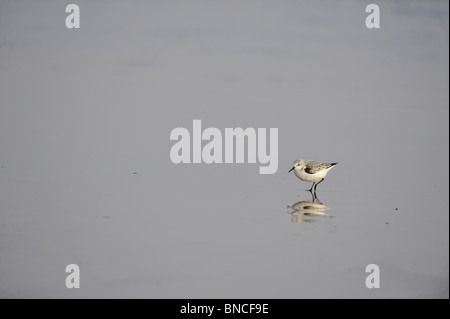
[288,159,338,192]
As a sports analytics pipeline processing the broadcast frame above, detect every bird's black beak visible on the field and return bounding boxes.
[288,166,294,173]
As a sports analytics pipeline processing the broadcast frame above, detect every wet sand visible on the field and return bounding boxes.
[0,0,448,298]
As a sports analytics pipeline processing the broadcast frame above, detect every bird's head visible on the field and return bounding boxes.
[288,159,305,173]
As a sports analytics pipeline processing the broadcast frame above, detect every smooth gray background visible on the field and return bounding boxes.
[0,0,448,298]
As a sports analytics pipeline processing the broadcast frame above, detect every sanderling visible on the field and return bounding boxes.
[288,159,338,192]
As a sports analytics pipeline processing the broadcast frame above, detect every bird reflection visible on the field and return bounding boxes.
[287,192,333,223]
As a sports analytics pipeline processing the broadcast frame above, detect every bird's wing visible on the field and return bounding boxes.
[304,161,332,174]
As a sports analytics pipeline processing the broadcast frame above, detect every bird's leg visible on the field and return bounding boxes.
[313,192,322,204]
[307,182,315,192]
[314,178,325,192]
[311,191,317,202]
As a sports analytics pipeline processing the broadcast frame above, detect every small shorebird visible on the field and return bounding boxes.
[289,159,338,192]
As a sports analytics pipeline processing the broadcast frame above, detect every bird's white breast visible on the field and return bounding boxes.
[294,168,328,182]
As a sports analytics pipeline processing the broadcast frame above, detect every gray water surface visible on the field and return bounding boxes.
[0,0,448,298]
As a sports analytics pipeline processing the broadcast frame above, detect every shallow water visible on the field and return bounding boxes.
[0,0,448,298]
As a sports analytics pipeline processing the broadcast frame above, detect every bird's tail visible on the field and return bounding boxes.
[330,162,338,167]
